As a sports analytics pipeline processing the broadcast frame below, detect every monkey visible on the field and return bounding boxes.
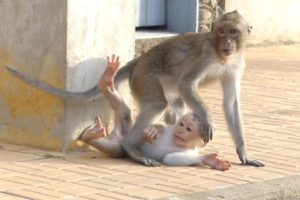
[5,10,264,167]
[78,55,231,170]
[83,114,231,170]
[142,113,231,170]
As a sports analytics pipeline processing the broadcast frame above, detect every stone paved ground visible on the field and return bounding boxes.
[0,45,300,200]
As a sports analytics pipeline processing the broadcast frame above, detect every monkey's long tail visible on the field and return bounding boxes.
[113,57,136,90]
[5,59,136,102]
[5,65,103,102]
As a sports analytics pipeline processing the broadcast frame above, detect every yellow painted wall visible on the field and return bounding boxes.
[0,0,135,150]
[0,50,65,149]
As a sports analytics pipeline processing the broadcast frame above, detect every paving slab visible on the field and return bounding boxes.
[1,44,300,200]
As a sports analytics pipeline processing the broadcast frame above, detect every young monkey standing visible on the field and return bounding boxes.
[79,55,231,171]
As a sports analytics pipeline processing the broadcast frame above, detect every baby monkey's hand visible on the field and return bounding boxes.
[143,125,164,143]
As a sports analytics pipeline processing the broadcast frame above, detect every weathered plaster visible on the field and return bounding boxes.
[0,0,135,149]
[64,0,135,149]
[0,0,66,148]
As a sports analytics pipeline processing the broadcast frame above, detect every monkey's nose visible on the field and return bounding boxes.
[176,130,182,135]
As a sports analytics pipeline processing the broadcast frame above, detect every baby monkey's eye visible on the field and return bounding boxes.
[180,122,184,126]
[229,29,238,36]
[186,127,192,132]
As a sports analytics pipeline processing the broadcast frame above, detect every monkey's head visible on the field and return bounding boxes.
[173,113,206,149]
[209,10,251,59]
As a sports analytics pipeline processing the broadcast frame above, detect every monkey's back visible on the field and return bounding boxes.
[133,32,209,75]
[128,32,210,98]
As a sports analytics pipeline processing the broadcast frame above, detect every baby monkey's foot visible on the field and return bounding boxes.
[78,116,107,143]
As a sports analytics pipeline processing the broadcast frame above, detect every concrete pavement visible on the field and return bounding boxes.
[0,44,300,199]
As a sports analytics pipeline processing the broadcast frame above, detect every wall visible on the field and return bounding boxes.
[0,0,67,149]
[0,0,135,149]
[64,0,135,149]
[225,0,300,45]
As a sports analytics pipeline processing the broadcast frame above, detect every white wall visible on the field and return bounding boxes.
[65,0,135,149]
[225,0,300,44]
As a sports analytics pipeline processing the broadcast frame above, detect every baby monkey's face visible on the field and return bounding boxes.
[173,114,206,149]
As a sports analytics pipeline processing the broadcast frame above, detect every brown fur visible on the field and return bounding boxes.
[119,10,264,167]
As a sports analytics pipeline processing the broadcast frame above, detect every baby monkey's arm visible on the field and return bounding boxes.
[162,151,203,166]
[163,152,231,170]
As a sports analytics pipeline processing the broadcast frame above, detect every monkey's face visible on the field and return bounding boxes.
[173,114,205,149]
[216,26,239,57]
[211,10,250,59]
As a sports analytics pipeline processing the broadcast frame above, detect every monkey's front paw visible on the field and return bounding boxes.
[141,157,161,167]
[202,123,214,143]
[237,148,265,167]
[244,158,265,167]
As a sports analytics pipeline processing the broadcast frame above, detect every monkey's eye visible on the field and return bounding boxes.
[217,28,226,36]
[229,29,238,37]
[186,127,192,132]
[180,122,184,127]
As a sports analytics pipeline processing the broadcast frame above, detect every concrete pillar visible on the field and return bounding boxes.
[0,0,135,149]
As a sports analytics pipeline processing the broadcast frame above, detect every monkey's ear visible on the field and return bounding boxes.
[217,7,225,17]
[248,25,253,34]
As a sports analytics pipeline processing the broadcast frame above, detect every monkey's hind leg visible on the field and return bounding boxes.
[122,100,168,167]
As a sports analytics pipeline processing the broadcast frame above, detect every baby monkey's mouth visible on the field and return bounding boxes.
[174,134,184,142]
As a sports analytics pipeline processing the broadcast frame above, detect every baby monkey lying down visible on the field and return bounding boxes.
[78,55,231,171]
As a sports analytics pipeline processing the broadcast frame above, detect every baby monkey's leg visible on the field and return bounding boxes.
[85,55,132,157]
[78,115,126,158]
